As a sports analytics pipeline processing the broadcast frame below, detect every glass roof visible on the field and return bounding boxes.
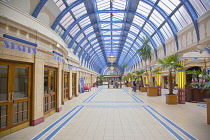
[48,0,210,72]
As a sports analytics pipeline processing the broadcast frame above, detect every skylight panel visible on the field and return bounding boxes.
[61,13,75,29]
[101,23,111,29]
[81,40,87,47]
[112,31,121,35]
[70,24,80,36]
[158,0,174,15]
[102,32,111,35]
[151,10,164,23]
[130,25,139,34]
[99,13,110,20]
[76,34,85,42]
[127,33,135,40]
[88,34,96,40]
[66,0,77,5]
[71,3,87,19]
[144,23,155,35]
[112,37,120,40]
[91,40,97,45]
[113,0,126,10]
[84,27,94,35]
[133,15,144,26]
[113,13,124,20]
[79,17,91,28]
[112,23,122,29]
[126,38,133,44]
[97,0,110,10]
[136,39,143,46]
[137,1,152,17]
[152,34,161,47]
[84,44,90,50]
[149,16,161,27]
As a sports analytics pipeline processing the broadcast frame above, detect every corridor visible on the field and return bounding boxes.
[1,86,210,140]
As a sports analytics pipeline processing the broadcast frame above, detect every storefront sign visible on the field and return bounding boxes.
[53,54,63,62]
[4,40,36,54]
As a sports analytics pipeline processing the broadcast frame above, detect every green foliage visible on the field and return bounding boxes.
[122,76,127,80]
[190,73,210,92]
[135,70,145,75]
[137,36,153,63]
[122,63,128,68]
[118,76,122,80]
[97,75,104,85]
[152,67,161,74]
[127,73,132,79]
[158,53,183,94]
[158,53,183,72]
[186,70,202,76]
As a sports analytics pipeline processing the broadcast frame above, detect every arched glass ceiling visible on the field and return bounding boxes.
[32,0,210,73]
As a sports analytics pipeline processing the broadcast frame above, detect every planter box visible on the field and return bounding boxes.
[128,82,132,87]
[147,87,158,96]
[204,98,210,125]
[140,87,147,92]
[185,86,210,102]
[166,94,177,104]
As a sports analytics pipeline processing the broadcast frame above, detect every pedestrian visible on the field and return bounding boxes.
[133,79,137,92]
[96,81,98,88]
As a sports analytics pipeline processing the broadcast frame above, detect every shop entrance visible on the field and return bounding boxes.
[0,61,31,137]
[63,72,69,102]
[44,67,56,118]
[72,73,76,97]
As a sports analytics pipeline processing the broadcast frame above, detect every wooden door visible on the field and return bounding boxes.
[44,67,56,118]
[63,72,69,101]
[0,61,31,137]
[72,73,76,97]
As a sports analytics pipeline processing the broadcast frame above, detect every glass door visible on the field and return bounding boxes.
[0,61,31,137]
[63,72,69,101]
[44,67,56,118]
[72,73,76,97]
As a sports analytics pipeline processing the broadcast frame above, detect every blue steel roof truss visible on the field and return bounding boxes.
[31,0,203,73]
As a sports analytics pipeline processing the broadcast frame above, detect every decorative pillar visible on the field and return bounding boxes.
[156,71,161,96]
[69,70,73,100]
[145,70,149,87]
[178,61,185,104]
[56,62,63,112]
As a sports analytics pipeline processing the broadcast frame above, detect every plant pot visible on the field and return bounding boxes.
[204,98,210,125]
[166,94,177,104]
[128,82,132,87]
[140,87,147,92]
[147,87,158,96]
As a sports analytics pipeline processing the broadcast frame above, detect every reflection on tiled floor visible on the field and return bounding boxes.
[1,86,210,140]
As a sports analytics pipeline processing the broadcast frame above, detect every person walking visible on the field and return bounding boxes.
[133,79,137,92]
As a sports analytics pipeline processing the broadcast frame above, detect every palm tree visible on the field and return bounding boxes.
[127,73,132,82]
[158,53,183,95]
[135,70,145,87]
[97,75,104,85]
[122,63,128,74]
[137,36,153,86]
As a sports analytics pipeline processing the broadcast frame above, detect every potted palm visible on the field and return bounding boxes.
[122,62,128,73]
[158,53,183,104]
[136,70,146,92]
[137,36,157,96]
[97,75,104,85]
[127,73,132,87]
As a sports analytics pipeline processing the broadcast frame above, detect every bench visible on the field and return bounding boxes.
[84,85,91,92]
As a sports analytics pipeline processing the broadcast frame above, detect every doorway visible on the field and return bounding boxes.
[0,61,31,137]
[44,67,56,118]
[72,73,76,98]
[63,72,69,102]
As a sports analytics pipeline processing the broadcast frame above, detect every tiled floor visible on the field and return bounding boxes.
[1,86,210,140]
